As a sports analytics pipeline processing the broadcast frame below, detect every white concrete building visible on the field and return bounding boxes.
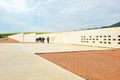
[8,33,24,42]
[24,33,36,42]
[8,27,120,48]
[52,27,120,48]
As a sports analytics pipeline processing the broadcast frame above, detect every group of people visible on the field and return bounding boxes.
[36,37,49,43]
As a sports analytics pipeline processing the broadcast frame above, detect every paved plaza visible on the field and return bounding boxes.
[0,43,111,80]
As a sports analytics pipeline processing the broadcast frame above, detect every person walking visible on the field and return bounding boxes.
[38,37,42,43]
[47,37,49,43]
[36,38,39,42]
[42,37,45,43]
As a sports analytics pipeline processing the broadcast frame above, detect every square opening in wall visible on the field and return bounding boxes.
[104,42,106,44]
[113,39,116,41]
[108,35,111,37]
[104,36,106,37]
[100,41,102,43]
[96,39,98,40]
[100,36,102,38]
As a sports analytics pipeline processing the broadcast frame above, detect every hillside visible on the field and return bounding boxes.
[109,22,120,27]
[101,21,120,28]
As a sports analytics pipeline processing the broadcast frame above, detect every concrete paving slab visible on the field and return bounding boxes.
[0,43,86,80]
[15,43,111,53]
[0,43,112,80]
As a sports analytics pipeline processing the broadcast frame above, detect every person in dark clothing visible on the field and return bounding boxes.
[47,37,49,43]
[36,38,39,42]
[42,37,45,43]
[38,37,42,43]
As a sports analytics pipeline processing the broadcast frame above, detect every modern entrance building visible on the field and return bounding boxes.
[8,27,120,48]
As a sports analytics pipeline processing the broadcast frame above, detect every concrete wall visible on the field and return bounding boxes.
[8,33,24,42]
[36,33,56,43]
[36,27,120,48]
[8,27,120,48]
[24,33,36,42]
[52,27,120,48]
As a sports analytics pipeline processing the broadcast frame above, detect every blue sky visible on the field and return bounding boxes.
[0,0,120,33]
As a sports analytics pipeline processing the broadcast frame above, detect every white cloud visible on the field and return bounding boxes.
[46,0,55,4]
[0,0,120,32]
[56,0,101,17]
[0,14,28,28]
[0,0,33,14]
[25,25,55,32]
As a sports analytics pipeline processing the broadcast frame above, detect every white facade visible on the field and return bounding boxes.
[8,33,24,42]
[52,27,120,48]
[36,33,56,43]
[8,27,120,48]
[24,33,36,42]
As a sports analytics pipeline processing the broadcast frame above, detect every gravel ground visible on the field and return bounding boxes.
[36,49,120,80]
[0,38,19,43]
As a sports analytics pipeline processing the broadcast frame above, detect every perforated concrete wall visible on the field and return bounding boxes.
[52,27,120,48]
[8,27,120,48]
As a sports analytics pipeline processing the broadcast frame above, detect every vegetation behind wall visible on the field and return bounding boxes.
[0,32,52,38]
